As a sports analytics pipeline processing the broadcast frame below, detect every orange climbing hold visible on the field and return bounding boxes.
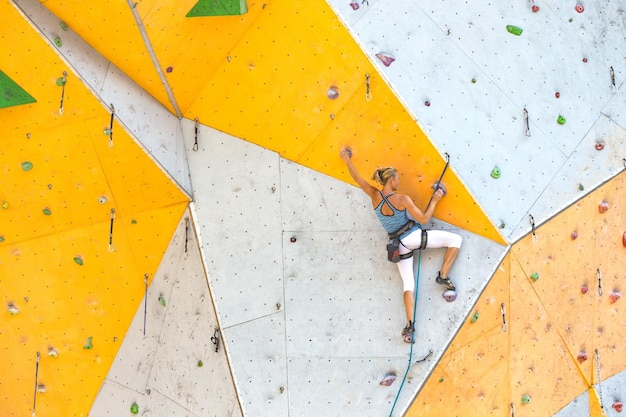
[622,231,626,247]
[598,201,609,213]
[576,351,588,363]
[609,291,622,304]
[613,402,623,412]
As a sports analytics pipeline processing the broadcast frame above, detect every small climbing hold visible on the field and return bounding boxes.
[424,100,431,107]
[581,284,589,294]
[83,336,93,349]
[622,231,626,247]
[47,347,58,357]
[349,2,359,10]
[577,351,588,363]
[609,291,622,304]
[73,256,84,266]
[158,295,166,307]
[470,311,479,323]
[532,4,540,12]
[132,219,138,224]
[54,36,62,47]
[431,182,447,195]
[490,167,501,179]
[380,373,396,386]
[595,142,605,151]
[582,58,588,63]
[37,384,47,393]
[598,201,609,213]
[530,272,539,282]
[555,91,560,98]
[578,184,584,191]
[42,207,52,216]
[575,4,584,13]
[471,78,477,83]
[557,115,566,125]
[197,360,203,367]
[521,394,531,404]
[166,66,173,73]
[375,53,395,67]
[21,161,33,171]
[442,290,457,302]
[571,231,578,240]
[438,377,444,382]
[7,303,19,315]
[1,201,8,210]
[506,25,523,36]
[290,236,297,243]
[130,403,139,414]
[59,21,68,31]
[613,402,623,413]
[103,128,111,136]
[327,86,339,100]
[98,196,107,204]
[0,235,4,243]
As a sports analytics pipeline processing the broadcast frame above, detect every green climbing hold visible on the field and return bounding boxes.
[557,115,566,125]
[56,77,66,86]
[186,0,248,17]
[491,167,501,179]
[521,394,531,404]
[578,184,584,191]
[506,25,523,36]
[0,235,4,243]
[54,36,62,47]
[83,336,93,349]
[0,70,36,109]
[438,377,444,383]
[21,161,33,171]
[59,21,68,31]
[158,295,166,307]
[42,208,52,216]
[470,311,480,323]
[197,360,204,367]
[130,403,139,414]
[131,219,138,224]
[1,201,8,210]
[103,128,112,136]
[530,272,539,282]
[73,256,84,266]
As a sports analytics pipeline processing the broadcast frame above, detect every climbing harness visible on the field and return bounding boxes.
[365,73,372,101]
[529,214,537,242]
[32,351,40,417]
[389,250,424,417]
[108,208,115,252]
[143,274,148,336]
[193,118,199,151]
[425,152,450,212]
[523,108,530,137]
[597,268,603,296]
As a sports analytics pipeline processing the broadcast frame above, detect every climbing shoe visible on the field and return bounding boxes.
[402,321,415,344]
[436,272,456,291]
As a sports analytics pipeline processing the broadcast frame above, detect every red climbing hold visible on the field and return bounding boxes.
[575,4,584,13]
[613,402,623,413]
[349,2,359,10]
[609,291,622,304]
[582,58,588,63]
[424,100,431,107]
[595,142,605,150]
[380,374,396,386]
[598,201,609,213]
[532,5,539,12]
[577,351,588,363]
[622,231,626,247]
[580,284,589,294]
[375,53,395,67]
[555,91,560,98]
[571,231,578,240]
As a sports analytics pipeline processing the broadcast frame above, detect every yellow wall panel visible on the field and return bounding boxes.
[38,0,173,113]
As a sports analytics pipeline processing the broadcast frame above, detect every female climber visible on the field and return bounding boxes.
[339,147,462,343]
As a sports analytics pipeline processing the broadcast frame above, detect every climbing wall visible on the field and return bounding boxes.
[411,171,626,416]
[183,120,506,416]
[89,209,242,417]
[0,2,189,416]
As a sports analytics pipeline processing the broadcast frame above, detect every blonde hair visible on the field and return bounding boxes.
[371,167,397,186]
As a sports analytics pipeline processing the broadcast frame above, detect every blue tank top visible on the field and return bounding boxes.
[374,192,421,237]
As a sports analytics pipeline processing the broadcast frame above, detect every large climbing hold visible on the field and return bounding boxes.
[0,70,36,109]
[186,0,248,17]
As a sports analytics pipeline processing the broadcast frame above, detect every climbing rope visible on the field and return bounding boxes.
[388,250,422,417]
